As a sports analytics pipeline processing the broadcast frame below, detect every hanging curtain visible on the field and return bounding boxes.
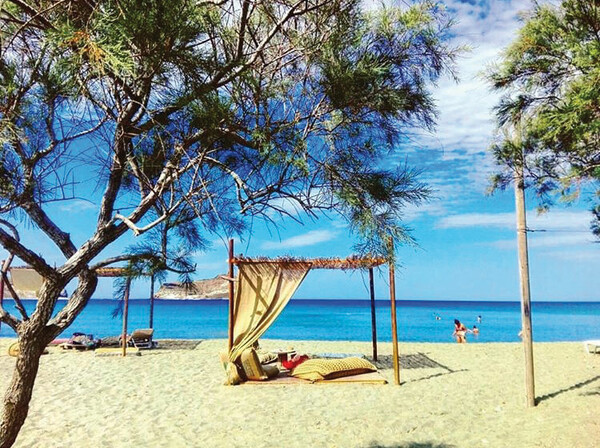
[228,261,311,362]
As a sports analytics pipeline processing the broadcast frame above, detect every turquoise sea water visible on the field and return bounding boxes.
[1,299,599,343]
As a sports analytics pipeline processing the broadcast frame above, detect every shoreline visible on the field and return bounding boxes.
[7,297,600,303]
[0,335,592,345]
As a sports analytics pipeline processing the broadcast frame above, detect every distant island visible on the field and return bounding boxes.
[155,275,228,300]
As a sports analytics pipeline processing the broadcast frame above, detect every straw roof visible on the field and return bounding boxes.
[232,255,386,270]
[96,267,128,277]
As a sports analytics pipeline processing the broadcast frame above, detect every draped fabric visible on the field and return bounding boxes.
[228,261,311,363]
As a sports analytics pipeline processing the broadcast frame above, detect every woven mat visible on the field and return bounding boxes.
[374,353,452,371]
[155,340,202,350]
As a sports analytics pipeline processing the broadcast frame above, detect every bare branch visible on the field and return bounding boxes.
[45,268,97,334]
[114,212,169,236]
[21,201,77,258]
[89,255,144,271]
[0,225,58,280]
[1,271,29,321]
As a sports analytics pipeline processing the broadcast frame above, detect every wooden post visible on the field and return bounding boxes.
[369,267,378,361]
[149,274,155,329]
[515,159,536,407]
[121,277,131,357]
[227,238,235,352]
[388,240,400,385]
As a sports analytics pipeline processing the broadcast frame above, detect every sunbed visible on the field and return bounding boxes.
[128,328,157,349]
[583,340,600,354]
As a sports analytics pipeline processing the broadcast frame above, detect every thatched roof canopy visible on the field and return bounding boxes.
[232,255,386,270]
[96,267,128,277]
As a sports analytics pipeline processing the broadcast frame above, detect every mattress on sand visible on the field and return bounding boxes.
[242,370,387,385]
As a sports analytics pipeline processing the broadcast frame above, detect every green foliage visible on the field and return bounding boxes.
[487,0,600,237]
[1,0,458,262]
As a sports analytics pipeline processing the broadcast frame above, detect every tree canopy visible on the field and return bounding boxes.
[487,0,600,236]
[0,1,459,445]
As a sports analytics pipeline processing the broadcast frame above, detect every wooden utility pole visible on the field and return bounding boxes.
[149,274,155,329]
[227,238,235,352]
[388,239,400,386]
[515,155,536,407]
[121,277,131,357]
[369,267,378,361]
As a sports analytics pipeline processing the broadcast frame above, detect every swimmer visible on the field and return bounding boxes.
[453,319,467,343]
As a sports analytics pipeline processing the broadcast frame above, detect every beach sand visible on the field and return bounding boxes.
[0,338,599,448]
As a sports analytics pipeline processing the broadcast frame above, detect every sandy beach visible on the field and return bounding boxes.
[0,338,598,448]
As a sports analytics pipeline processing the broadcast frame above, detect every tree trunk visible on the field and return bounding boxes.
[0,330,47,448]
[0,272,96,447]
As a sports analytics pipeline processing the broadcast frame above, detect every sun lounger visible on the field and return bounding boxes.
[128,329,157,349]
[59,342,95,351]
[583,340,600,354]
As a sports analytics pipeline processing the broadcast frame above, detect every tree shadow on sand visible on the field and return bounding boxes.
[581,386,600,396]
[371,353,467,384]
[536,375,600,403]
[363,442,455,448]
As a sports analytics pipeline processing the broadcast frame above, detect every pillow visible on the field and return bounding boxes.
[258,351,277,365]
[240,348,268,381]
[291,357,377,381]
[219,351,242,385]
[262,364,280,379]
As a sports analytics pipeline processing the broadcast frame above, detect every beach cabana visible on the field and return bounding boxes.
[223,239,401,385]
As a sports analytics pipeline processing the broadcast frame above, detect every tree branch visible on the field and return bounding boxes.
[1,271,29,321]
[0,225,58,280]
[21,201,77,258]
[45,268,97,336]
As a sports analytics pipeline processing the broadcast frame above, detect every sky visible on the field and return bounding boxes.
[2,0,599,301]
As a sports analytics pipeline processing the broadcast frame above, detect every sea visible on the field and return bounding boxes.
[1,299,599,343]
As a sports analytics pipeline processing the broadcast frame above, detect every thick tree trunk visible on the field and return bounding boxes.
[0,272,97,447]
[0,330,47,448]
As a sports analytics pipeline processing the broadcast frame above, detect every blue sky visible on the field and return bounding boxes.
[3,0,599,301]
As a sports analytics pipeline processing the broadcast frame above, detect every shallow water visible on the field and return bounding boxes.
[1,299,599,342]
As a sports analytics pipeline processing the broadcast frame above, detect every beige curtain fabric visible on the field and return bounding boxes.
[229,261,311,362]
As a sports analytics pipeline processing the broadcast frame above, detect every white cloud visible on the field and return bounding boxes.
[437,210,592,232]
[489,232,596,250]
[438,211,514,229]
[266,197,303,218]
[261,230,337,249]
[403,198,448,221]
[398,0,528,203]
[58,200,96,212]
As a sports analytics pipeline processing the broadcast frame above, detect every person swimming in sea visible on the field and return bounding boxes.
[453,319,467,343]
[434,313,441,321]
[471,325,479,335]
[477,315,482,323]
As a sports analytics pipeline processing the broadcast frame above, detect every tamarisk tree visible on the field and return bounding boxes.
[487,0,600,236]
[0,0,458,445]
